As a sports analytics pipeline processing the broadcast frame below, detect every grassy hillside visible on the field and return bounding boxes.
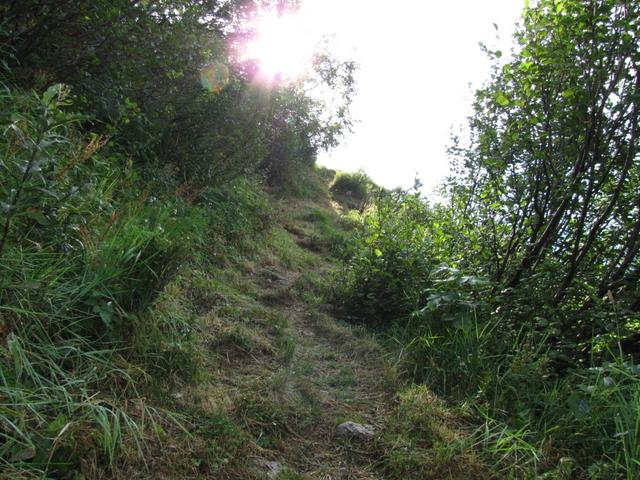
[4,148,638,479]
[2,1,639,479]
[0,163,484,479]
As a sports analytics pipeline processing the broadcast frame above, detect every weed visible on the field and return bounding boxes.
[379,386,485,479]
[278,336,297,366]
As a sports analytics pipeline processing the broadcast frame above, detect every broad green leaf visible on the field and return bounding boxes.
[495,92,510,106]
[42,84,62,106]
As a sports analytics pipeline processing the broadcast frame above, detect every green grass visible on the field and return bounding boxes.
[0,63,375,480]
[266,227,320,270]
[378,385,486,479]
[376,317,640,478]
[329,177,640,478]
[278,336,297,366]
[0,325,170,476]
[0,110,280,476]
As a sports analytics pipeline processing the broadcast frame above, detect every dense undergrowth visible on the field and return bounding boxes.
[332,1,640,477]
[0,1,355,476]
[0,82,274,477]
[333,185,640,479]
[0,75,360,478]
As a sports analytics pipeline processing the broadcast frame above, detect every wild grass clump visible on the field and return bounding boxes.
[0,84,183,476]
[0,327,177,476]
[332,189,435,327]
[379,385,485,479]
[199,176,272,248]
[388,306,640,478]
[296,207,353,258]
[278,165,333,199]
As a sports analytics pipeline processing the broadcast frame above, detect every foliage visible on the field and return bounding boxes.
[446,0,640,356]
[0,76,276,477]
[329,169,375,202]
[0,0,357,476]
[333,2,640,477]
[338,182,640,476]
[0,85,184,476]
[260,51,356,187]
[333,189,435,328]
[0,0,355,188]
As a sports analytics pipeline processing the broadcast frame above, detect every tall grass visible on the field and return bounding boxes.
[329,169,375,202]
[0,223,183,475]
[388,315,640,477]
[0,82,272,476]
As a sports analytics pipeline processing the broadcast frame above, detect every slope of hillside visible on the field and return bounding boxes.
[130,170,485,480]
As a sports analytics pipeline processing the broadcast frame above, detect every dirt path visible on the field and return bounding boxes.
[155,188,485,480]
[152,196,480,480]
[86,190,481,480]
[279,273,390,479]
[250,249,393,479]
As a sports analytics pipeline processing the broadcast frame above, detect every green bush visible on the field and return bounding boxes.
[0,85,272,477]
[330,170,374,202]
[0,1,356,476]
[0,84,182,474]
[200,176,272,246]
[333,190,434,327]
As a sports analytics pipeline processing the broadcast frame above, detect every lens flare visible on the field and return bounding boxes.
[200,62,230,92]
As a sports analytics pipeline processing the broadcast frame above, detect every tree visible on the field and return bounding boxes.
[1,0,355,188]
[448,0,640,352]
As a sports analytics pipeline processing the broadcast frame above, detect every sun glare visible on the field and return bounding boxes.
[243,10,316,84]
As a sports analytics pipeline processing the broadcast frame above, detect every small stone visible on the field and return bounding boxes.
[251,458,283,479]
[336,421,375,439]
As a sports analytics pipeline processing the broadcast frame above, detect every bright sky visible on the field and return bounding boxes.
[244,1,526,195]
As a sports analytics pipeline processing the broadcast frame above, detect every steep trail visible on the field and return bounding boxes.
[196,190,484,480]
[254,258,391,479]
[229,197,397,479]
[145,186,484,480]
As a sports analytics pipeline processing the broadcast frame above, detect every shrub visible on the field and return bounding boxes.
[333,190,434,327]
[330,170,374,202]
[199,176,272,246]
[0,84,188,476]
[335,180,640,477]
